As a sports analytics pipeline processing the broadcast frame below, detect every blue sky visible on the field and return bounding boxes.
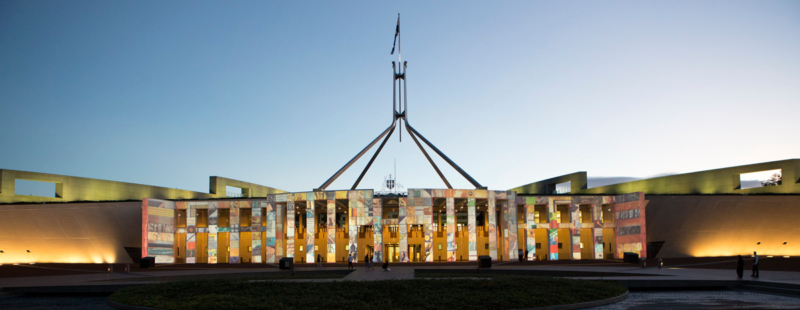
[1,1,798,194]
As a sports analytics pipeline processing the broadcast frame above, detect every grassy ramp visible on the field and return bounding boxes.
[109,276,626,310]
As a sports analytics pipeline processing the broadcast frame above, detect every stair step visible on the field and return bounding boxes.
[738,284,800,296]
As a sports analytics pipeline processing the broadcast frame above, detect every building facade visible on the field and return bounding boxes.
[143,189,647,264]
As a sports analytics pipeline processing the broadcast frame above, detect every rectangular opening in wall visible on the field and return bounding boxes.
[15,179,57,198]
[226,186,245,197]
[739,169,782,189]
[554,181,571,194]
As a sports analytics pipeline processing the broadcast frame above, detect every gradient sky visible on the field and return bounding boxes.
[1,1,798,194]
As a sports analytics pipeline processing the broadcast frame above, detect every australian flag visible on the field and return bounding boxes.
[390,14,399,55]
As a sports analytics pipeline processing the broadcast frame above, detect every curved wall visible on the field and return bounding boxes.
[647,195,800,258]
[0,201,141,264]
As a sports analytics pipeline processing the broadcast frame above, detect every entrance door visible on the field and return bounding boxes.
[365,245,374,260]
[385,244,399,262]
[409,244,422,262]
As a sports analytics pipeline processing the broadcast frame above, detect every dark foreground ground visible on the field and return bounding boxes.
[1,290,799,310]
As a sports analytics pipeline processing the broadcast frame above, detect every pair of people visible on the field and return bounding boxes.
[364,254,374,270]
[735,251,759,279]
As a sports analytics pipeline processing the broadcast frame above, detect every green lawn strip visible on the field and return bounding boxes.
[109,276,626,310]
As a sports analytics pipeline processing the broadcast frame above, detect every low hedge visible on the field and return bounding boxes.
[109,276,626,310]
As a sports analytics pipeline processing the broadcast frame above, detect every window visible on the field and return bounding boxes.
[536,243,541,249]
[555,181,571,194]
[558,243,563,249]
[14,179,57,198]
[740,169,782,189]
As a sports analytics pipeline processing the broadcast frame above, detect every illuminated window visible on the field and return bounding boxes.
[556,211,561,222]
[578,211,583,223]
[534,211,540,223]
[580,243,584,249]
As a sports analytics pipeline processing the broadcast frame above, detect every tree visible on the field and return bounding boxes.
[761,173,782,187]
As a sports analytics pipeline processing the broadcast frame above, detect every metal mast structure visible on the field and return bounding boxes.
[314,16,484,191]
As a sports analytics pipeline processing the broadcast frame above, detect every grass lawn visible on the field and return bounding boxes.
[109,276,626,310]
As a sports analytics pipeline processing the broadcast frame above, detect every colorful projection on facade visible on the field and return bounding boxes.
[142,198,175,264]
[142,190,646,264]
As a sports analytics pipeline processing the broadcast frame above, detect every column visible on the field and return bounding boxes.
[327,194,336,263]
[186,204,196,264]
[306,198,315,264]
[525,204,536,260]
[467,197,477,261]
[348,191,358,262]
[507,192,518,261]
[230,201,240,264]
[593,202,604,259]
[286,195,295,258]
[275,196,284,261]
[548,199,558,260]
[208,202,218,264]
[570,202,581,260]
[266,200,277,263]
[399,197,408,262]
[372,197,383,263]
[424,204,433,262]
[252,202,262,263]
[446,197,456,262]
[488,192,498,260]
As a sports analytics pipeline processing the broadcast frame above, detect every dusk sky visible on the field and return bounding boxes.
[1,1,798,194]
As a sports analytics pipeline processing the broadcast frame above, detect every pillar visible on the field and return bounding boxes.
[327,194,336,263]
[286,195,295,258]
[593,202,604,259]
[251,202,262,263]
[399,197,408,262]
[507,192,518,261]
[468,197,477,261]
[570,202,581,260]
[424,204,433,262]
[446,197,456,262]
[186,204,196,264]
[208,202,218,264]
[526,204,536,260]
[548,199,558,260]
[230,201,240,264]
[488,192,498,260]
[348,191,358,263]
[275,197,284,261]
[373,197,383,263]
[265,200,277,263]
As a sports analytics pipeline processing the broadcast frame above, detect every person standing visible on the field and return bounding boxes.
[518,248,524,262]
[364,253,370,270]
[736,255,744,279]
[347,253,353,270]
[751,251,759,277]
